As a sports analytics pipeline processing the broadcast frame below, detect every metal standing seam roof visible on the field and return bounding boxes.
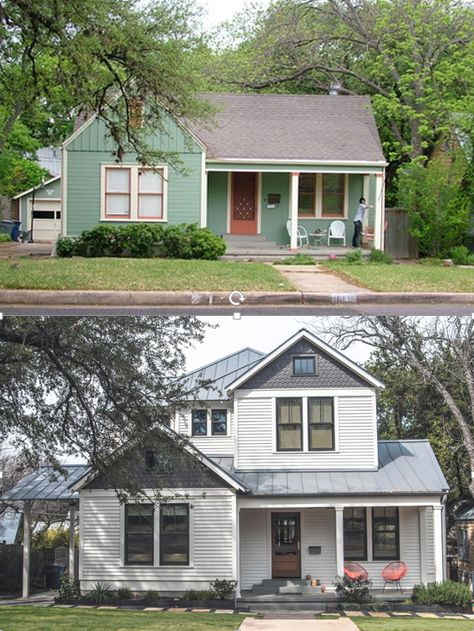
[0,465,90,502]
[189,93,386,163]
[456,507,474,521]
[211,440,449,496]
[182,347,266,401]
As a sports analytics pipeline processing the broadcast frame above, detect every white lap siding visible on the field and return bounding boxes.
[240,509,269,590]
[236,393,376,470]
[80,488,235,593]
[176,407,234,457]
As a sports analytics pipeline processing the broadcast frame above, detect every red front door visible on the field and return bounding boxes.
[231,173,258,235]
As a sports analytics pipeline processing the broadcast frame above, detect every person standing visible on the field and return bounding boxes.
[352,197,373,248]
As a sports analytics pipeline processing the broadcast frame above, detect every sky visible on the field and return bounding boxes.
[185,316,373,371]
[199,0,272,30]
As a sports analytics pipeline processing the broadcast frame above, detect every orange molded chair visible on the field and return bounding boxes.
[344,561,369,581]
[381,561,407,592]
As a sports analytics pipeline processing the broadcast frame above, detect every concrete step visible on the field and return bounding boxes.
[224,234,270,242]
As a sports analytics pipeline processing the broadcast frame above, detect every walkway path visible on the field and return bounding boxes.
[275,265,369,294]
[240,619,359,631]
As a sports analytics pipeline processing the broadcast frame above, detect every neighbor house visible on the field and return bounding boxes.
[12,94,387,250]
[2,329,448,599]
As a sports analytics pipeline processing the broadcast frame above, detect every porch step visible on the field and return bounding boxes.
[223,234,270,242]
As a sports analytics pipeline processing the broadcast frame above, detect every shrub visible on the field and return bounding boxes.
[118,223,163,258]
[160,224,226,260]
[0,233,11,243]
[274,253,316,265]
[57,574,81,600]
[74,225,122,257]
[412,581,472,608]
[143,589,160,601]
[449,245,474,266]
[87,582,114,605]
[344,248,363,264]
[369,249,393,264]
[182,589,217,600]
[333,575,372,604]
[117,587,133,600]
[210,578,238,599]
[56,237,75,258]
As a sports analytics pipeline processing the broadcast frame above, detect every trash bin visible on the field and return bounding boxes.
[11,221,21,242]
[0,220,13,236]
[45,563,66,589]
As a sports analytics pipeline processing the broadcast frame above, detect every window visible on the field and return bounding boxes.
[298,174,316,216]
[191,409,207,436]
[372,507,399,560]
[322,174,345,217]
[101,165,167,222]
[160,504,189,565]
[458,528,469,562]
[293,355,316,375]
[308,398,334,450]
[344,508,367,560]
[144,449,173,473]
[276,398,303,451]
[145,449,156,472]
[125,504,154,565]
[211,409,227,435]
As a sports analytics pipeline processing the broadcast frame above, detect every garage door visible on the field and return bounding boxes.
[29,199,61,241]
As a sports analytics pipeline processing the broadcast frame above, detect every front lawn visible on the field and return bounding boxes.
[0,258,294,292]
[324,261,474,292]
[352,617,474,630]
[0,607,246,631]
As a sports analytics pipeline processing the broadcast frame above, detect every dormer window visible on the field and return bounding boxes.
[211,409,227,435]
[293,355,316,375]
[192,409,207,436]
[191,408,228,436]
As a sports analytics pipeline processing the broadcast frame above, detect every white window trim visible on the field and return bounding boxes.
[298,173,349,220]
[272,396,339,453]
[100,164,168,223]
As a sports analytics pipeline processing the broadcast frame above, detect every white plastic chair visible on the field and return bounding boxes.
[327,220,346,246]
[286,219,309,248]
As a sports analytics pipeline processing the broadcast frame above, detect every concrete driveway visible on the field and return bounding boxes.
[240,618,359,631]
[0,242,53,258]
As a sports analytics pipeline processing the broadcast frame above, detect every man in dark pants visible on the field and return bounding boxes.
[352,197,372,248]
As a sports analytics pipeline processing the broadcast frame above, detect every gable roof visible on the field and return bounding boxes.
[189,93,386,164]
[12,175,61,200]
[182,347,265,401]
[226,329,384,392]
[212,440,449,496]
[0,465,89,502]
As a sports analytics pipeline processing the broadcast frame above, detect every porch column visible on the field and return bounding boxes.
[335,505,344,577]
[419,507,428,584]
[69,503,76,579]
[373,171,385,250]
[289,172,299,250]
[22,501,31,599]
[200,155,208,228]
[232,497,241,598]
[433,505,444,582]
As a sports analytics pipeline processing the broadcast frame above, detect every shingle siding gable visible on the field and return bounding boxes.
[239,339,371,390]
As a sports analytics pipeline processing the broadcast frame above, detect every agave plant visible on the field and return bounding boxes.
[87,582,114,606]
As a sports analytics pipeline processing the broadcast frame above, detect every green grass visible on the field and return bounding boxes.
[0,607,246,631]
[324,261,474,292]
[0,258,294,292]
[352,617,473,630]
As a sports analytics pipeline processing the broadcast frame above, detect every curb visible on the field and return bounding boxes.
[0,289,473,307]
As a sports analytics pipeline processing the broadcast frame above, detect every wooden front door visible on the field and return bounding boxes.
[272,512,301,578]
[231,172,258,235]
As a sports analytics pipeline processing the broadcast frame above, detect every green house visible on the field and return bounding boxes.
[17,94,387,250]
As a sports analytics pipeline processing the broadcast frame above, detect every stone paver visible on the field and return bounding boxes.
[344,611,365,617]
[214,609,235,614]
[143,607,165,611]
[368,612,390,617]
[391,612,412,616]
[276,266,370,294]
[416,612,439,618]
[239,618,359,631]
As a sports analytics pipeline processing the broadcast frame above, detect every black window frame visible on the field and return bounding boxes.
[145,449,156,472]
[308,397,335,451]
[211,408,228,436]
[292,355,316,376]
[458,527,469,562]
[343,508,367,561]
[124,503,154,566]
[191,408,207,436]
[159,503,190,566]
[276,398,303,452]
[372,507,400,561]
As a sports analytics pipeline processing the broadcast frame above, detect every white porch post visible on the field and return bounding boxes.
[433,505,444,582]
[233,496,241,598]
[419,507,428,584]
[69,503,76,579]
[373,171,385,250]
[22,501,31,599]
[335,505,344,577]
[200,155,208,228]
[289,171,299,250]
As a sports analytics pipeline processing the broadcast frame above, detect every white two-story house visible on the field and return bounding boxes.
[71,329,448,598]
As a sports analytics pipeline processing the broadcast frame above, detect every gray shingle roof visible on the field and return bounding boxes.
[190,93,385,163]
[211,440,449,496]
[182,347,265,401]
[0,465,89,502]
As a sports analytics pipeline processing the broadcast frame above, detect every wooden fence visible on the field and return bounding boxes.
[385,208,419,259]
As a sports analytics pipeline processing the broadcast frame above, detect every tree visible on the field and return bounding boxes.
[210,0,474,176]
[311,316,474,501]
[0,316,210,498]
[0,0,210,173]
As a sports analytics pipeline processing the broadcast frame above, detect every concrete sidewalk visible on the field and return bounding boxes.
[240,619,359,631]
[275,265,370,294]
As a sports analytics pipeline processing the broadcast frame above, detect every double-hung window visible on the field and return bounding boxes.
[372,507,399,560]
[102,165,167,222]
[298,174,316,217]
[293,355,316,375]
[276,398,303,451]
[211,409,227,435]
[322,174,345,217]
[191,408,228,436]
[191,409,207,436]
[160,504,189,565]
[344,508,367,561]
[297,174,347,218]
[308,397,334,450]
[125,504,154,565]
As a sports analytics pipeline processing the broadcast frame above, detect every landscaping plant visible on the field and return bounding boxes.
[344,248,363,264]
[143,589,160,601]
[210,579,238,600]
[57,574,81,601]
[449,245,474,266]
[117,587,133,600]
[0,233,11,243]
[87,582,114,605]
[333,574,372,604]
[182,589,217,600]
[369,249,393,264]
[412,580,472,609]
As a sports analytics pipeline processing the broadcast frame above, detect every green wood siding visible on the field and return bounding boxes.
[207,172,228,236]
[19,178,61,228]
[65,115,203,236]
[260,172,290,244]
